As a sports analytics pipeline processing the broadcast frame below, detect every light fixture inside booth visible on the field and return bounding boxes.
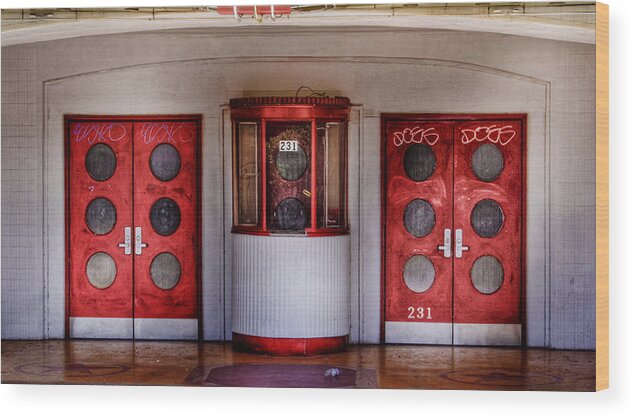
[230,95,351,237]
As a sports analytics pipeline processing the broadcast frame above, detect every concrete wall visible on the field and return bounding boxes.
[1,27,596,349]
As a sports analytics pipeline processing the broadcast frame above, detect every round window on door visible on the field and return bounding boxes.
[85,197,117,235]
[403,255,435,293]
[471,143,504,182]
[403,144,436,182]
[86,252,117,289]
[403,199,435,238]
[85,143,117,181]
[471,199,504,238]
[150,198,181,236]
[150,252,182,290]
[150,143,181,181]
[471,255,504,294]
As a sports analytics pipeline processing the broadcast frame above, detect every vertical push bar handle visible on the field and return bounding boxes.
[437,228,452,258]
[455,229,469,258]
[118,227,132,255]
[135,226,148,255]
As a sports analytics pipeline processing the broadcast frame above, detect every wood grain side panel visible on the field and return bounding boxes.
[595,1,609,392]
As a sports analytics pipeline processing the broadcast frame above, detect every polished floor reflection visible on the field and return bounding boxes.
[1,340,595,391]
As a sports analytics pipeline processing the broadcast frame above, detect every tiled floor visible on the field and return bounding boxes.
[1,340,595,391]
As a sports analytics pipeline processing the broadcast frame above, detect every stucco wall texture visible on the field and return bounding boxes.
[1,28,595,349]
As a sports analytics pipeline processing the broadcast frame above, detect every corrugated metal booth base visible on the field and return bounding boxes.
[232,234,350,354]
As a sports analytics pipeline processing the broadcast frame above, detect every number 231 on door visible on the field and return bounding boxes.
[407,306,432,320]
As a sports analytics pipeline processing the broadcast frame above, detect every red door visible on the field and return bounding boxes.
[68,121,134,338]
[383,121,454,344]
[67,117,200,340]
[132,121,199,338]
[452,120,523,345]
[382,115,524,346]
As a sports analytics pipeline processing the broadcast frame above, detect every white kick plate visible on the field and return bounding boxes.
[385,322,522,346]
[453,323,522,346]
[69,317,198,340]
[70,317,133,339]
[385,321,452,345]
[134,318,198,340]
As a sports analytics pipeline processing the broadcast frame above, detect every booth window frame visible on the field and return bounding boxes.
[230,98,350,237]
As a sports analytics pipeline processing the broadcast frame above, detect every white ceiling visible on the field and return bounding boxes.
[1,3,597,46]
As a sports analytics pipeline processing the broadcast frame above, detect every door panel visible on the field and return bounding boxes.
[133,122,199,323]
[68,122,134,337]
[384,121,454,343]
[452,120,523,345]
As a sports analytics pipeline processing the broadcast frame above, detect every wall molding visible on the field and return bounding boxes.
[42,55,551,345]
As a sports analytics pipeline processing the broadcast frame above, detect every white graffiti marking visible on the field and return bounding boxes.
[73,123,127,144]
[393,127,439,147]
[140,123,193,145]
[460,125,516,146]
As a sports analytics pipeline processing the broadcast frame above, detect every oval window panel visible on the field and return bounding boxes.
[471,143,504,182]
[86,252,117,289]
[150,198,181,236]
[471,255,504,294]
[403,255,435,293]
[471,199,504,238]
[85,143,117,181]
[150,143,181,181]
[85,197,117,235]
[403,199,435,238]
[150,252,182,290]
[403,144,436,182]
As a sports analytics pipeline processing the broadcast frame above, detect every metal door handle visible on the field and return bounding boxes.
[437,228,452,258]
[118,227,132,255]
[455,229,469,258]
[135,226,148,255]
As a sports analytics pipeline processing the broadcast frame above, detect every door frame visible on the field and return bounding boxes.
[380,113,527,345]
[63,114,203,339]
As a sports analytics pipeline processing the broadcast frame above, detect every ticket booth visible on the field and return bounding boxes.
[230,97,351,355]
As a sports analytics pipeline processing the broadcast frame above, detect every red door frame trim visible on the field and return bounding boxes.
[379,113,527,345]
[64,114,203,339]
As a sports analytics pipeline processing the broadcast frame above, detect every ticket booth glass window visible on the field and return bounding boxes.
[236,122,259,226]
[231,97,350,235]
[317,122,347,229]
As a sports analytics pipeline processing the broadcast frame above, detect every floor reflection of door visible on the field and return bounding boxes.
[66,116,200,340]
[382,114,524,346]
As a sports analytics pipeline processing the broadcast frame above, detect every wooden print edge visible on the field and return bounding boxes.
[595,1,609,392]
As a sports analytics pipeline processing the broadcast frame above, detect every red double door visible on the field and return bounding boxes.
[383,115,524,345]
[67,117,199,339]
